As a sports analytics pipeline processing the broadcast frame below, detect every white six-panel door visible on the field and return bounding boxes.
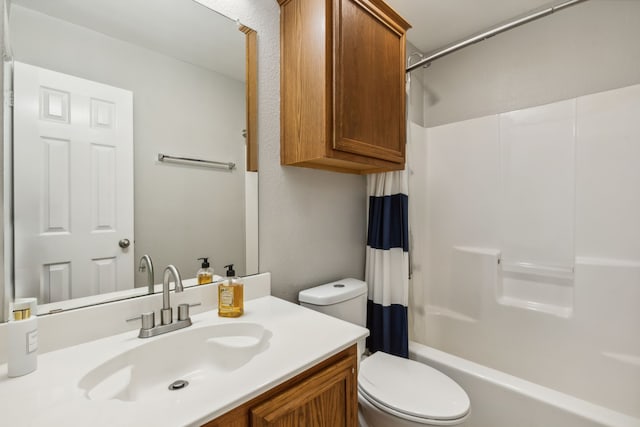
[14,61,134,303]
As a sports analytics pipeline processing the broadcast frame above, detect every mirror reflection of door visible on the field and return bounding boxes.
[6,0,255,316]
[14,61,134,303]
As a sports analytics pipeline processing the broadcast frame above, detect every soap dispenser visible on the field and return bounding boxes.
[218,264,243,317]
[197,257,213,285]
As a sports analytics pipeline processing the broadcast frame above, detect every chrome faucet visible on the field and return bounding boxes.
[134,265,192,338]
[161,265,183,325]
[138,254,155,294]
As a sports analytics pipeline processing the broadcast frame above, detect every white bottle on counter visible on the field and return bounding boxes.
[7,298,38,377]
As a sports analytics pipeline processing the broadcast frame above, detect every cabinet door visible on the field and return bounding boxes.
[333,0,406,164]
[250,356,357,427]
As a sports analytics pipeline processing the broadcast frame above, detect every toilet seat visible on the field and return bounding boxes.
[358,352,470,424]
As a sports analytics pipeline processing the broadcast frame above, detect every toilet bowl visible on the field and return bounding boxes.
[358,351,469,426]
[299,278,470,427]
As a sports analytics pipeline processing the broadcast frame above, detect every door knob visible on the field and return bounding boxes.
[119,238,131,248]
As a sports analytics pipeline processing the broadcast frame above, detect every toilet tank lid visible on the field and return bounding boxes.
[298,278,367,306]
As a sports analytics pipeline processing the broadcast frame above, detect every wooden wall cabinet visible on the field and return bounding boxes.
[203,345,358,427]
[278,0,411,174]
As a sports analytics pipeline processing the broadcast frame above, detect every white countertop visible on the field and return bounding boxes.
[0,296,368,426]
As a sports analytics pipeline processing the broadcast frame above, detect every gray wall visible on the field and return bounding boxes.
[10,6,247,283]
[417,0,640,127]
[193,1,367,302]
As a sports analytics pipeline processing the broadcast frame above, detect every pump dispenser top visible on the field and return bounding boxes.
[197,257,213,285]
[224,264,235,277]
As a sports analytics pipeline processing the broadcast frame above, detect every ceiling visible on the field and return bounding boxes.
[12,0,587,79]
[11,0,246,81]
[385,0,568,53]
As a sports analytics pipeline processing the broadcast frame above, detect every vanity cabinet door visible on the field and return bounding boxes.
[278,0,411,174]
[250,354,357,426]
[203,345,358,427]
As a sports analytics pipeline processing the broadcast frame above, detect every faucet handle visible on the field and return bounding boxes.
[141,312,155,330]
[126,311,155,330]
[178,304,190,321]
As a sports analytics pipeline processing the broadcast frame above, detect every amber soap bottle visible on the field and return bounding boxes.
[197,257,213,285]
[218,264,243,317]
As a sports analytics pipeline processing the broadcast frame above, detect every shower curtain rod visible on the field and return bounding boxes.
[406,0,589,73]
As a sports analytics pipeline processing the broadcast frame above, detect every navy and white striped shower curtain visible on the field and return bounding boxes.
[365,171,409,358]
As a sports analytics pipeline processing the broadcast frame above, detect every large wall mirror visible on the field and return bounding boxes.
[2,0,258,320]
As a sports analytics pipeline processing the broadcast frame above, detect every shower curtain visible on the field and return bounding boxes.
[365,170,409,358]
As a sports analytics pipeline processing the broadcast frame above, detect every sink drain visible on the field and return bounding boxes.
[168,379,189,391]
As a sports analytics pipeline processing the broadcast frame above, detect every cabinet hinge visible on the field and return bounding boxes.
[352,368,355,374]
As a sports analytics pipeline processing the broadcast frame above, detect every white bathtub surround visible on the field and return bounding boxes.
[410,342,640,427]
[0,295,368,426]
[409,84,640,418]
[0,273,271,363]
[499,100,576,317]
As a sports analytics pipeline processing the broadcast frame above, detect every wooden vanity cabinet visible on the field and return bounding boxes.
[278,0,411,174]
[203,345,358,427]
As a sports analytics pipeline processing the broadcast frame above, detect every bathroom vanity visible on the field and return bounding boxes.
[207,345,357,426]
[0,296,367,426]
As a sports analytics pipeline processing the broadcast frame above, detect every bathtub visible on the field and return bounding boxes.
[409,342,640,427]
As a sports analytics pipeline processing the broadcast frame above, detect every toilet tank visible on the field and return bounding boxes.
[298,278,367,327]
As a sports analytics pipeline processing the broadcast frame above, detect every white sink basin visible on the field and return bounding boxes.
[78,322,271,402]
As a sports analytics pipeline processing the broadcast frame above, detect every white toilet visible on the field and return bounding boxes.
[299,278,470,427]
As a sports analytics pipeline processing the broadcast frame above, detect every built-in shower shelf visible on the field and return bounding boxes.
[498,260,574,318]
[500,261,574,280]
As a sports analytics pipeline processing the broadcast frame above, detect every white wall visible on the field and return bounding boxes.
[194,0,367,302]
[10,6,247,281]
[409,85,640,418]
[407,2,640,417]
[417,0,640,127]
